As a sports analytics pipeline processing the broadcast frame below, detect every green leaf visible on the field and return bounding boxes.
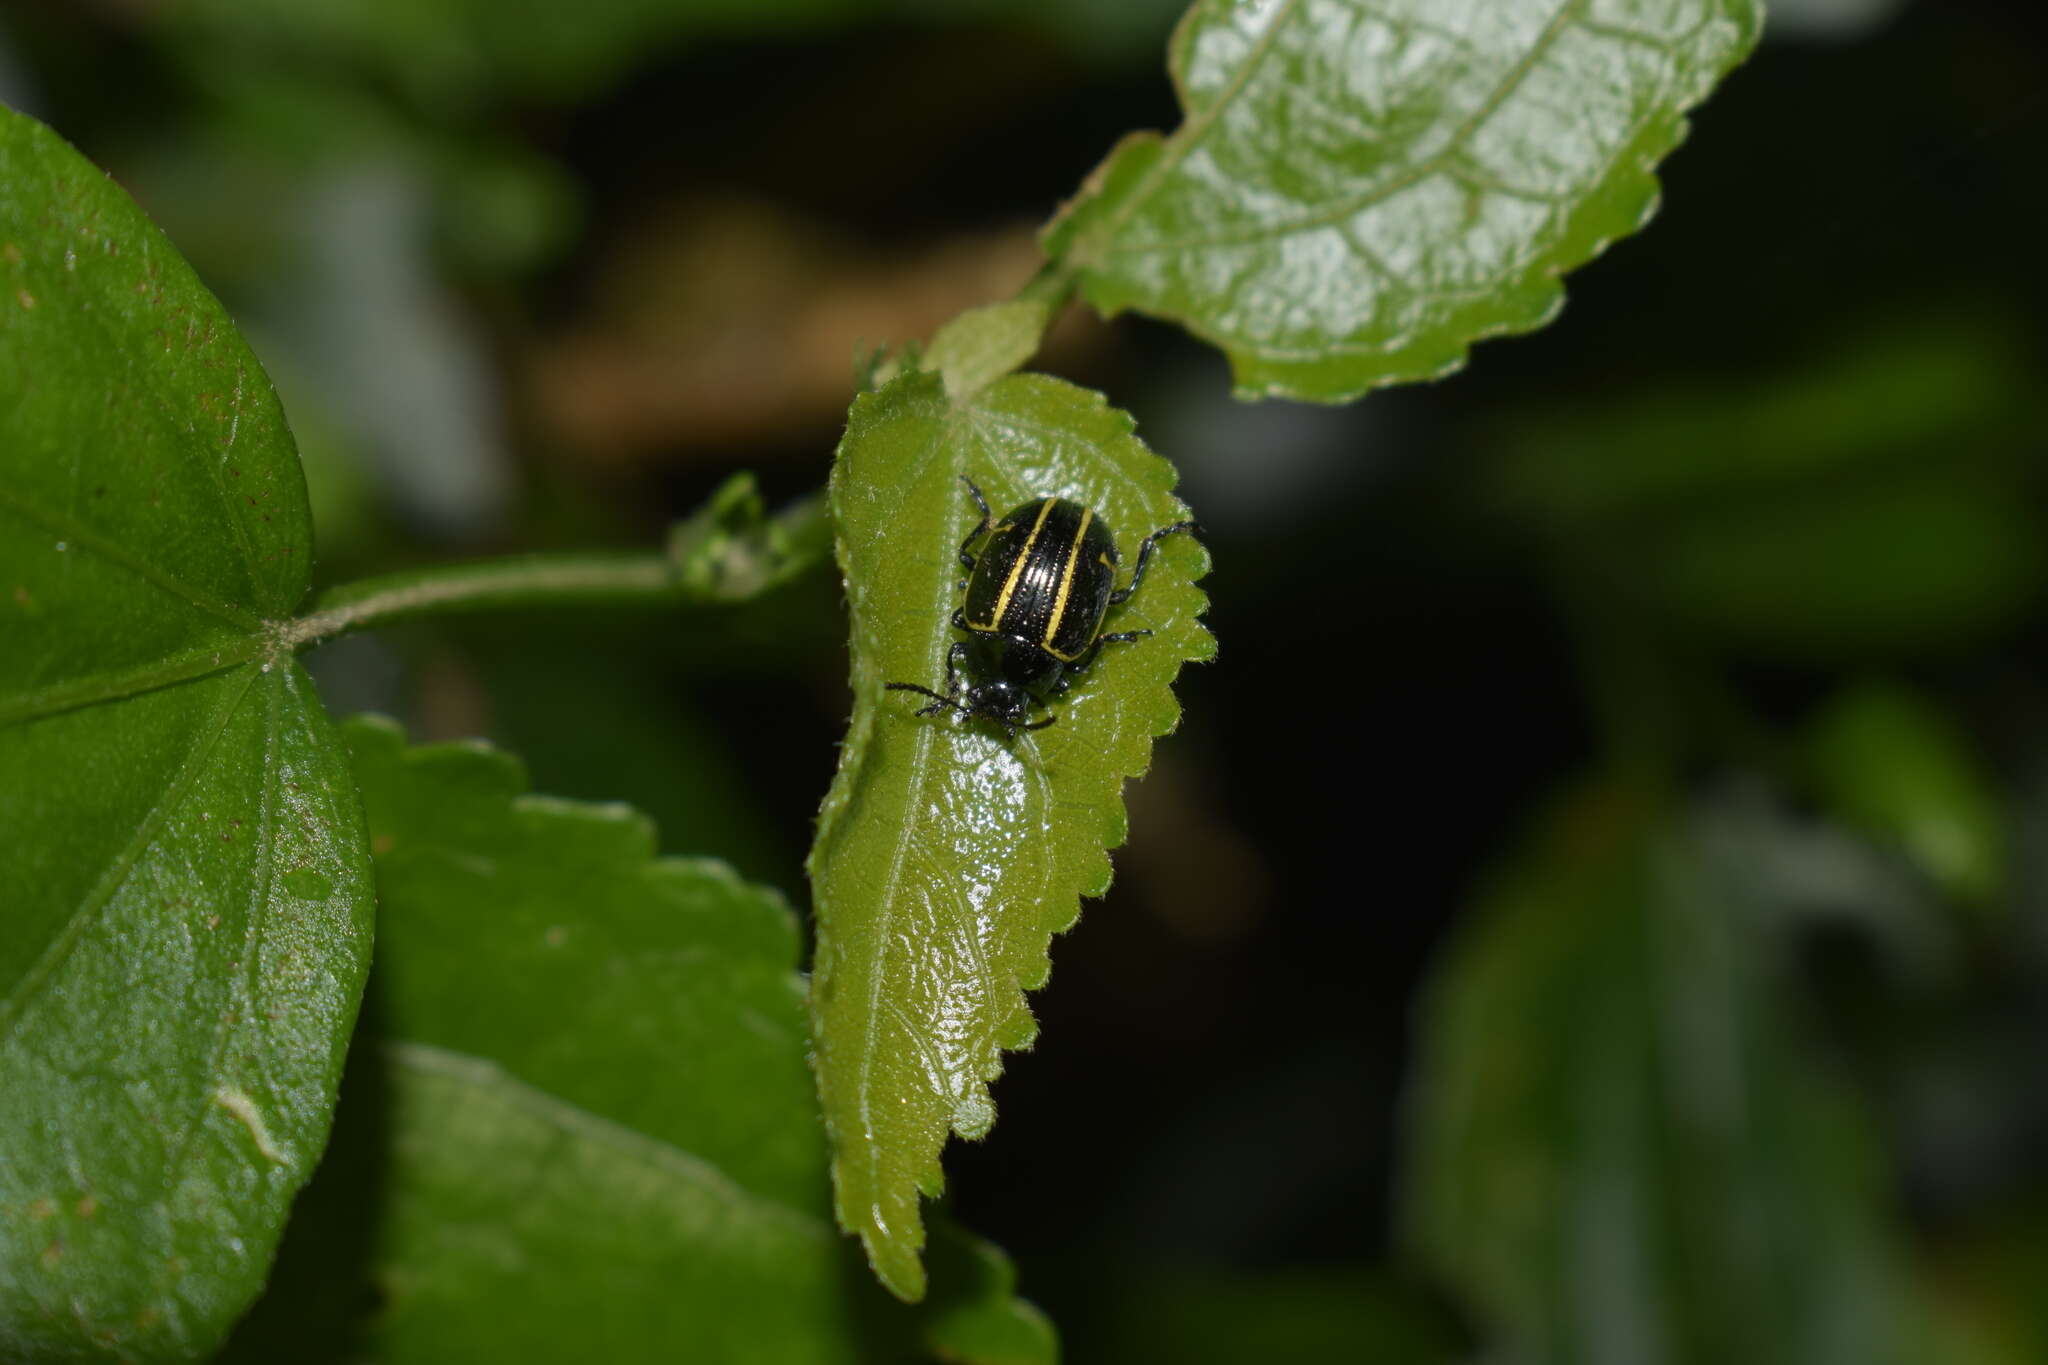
[0,109,374,1358]
[809,370,1211,1299]
[1403,780,1911,1365]
[1807,681,2007,909]
[1043,0,1763,400]
[302,717,1052,1363]
[665,471,832,603]
[924,302,1053,401]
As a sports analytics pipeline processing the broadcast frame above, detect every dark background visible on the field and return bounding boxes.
[6,0,2044,1357]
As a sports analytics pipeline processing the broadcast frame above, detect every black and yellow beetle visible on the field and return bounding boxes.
[886,476,1200,737]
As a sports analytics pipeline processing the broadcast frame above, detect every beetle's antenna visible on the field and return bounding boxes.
[885,681,972,718]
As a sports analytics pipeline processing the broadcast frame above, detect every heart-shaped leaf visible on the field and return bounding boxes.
[1043,0,1764,400]
[1,108,373,1359]
[808,370,1212,1299]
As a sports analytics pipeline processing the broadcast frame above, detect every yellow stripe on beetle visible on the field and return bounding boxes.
[884,474,1200,738]
[1041,505,1092,655]
[979,497,1057,630]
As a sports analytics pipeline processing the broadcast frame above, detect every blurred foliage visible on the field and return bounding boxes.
[1488,314,2047,662]
[1404,779,1922,1364]
[1807,680,2007,909]
[1084,1265,1461,1365]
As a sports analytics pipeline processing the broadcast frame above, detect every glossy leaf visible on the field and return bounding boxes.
[0,109,373,1358]
[1043,0,1763,400]
[307,718,1053,1363]
[809,370,1211,1299]
[1405,781,1912,1365]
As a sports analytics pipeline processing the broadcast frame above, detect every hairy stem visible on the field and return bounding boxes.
[1014,258,1078,314]
[277,552,681,649]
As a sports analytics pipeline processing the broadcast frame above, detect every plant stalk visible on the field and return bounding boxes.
[278,552,681,649]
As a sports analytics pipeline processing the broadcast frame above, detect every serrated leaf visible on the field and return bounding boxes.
[1043,0,1763,400]
[809,370,1212,1299]
[1403,781,1910,1364]
[283,717,1054,1364]
[0,109,373,1359]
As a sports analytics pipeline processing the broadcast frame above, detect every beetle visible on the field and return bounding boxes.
[886,476,1200,737]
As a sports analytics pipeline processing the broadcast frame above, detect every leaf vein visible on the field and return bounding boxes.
[0,665,261,1043]
[1103,0,1590,256]
[0,485,264,629]
[0,638,261,728]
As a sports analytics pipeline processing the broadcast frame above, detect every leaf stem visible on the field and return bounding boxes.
[1014,259,1078,314]
[278,552,683,649]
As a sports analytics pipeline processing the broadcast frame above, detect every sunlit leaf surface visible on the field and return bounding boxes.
[809,371,1211,1298]
[1044,0,1763,400]
[0,108,372,1360]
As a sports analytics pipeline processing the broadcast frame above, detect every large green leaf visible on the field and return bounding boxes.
[809,370,1211,1299]
[0,109,374,1358]
[1403,781,1911,1364]
[1043,0,1763,400]
[244,717,1051,1363]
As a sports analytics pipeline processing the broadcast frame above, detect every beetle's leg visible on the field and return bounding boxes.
[1108,521,1201,607]
[958,476,994,572]
[1073,629,1151,674]
[1049,629,1152,696]
[942,639,970,697]
[951,607,970,633]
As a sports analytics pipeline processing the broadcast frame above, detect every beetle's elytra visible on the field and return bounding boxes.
[886,476,1200,737]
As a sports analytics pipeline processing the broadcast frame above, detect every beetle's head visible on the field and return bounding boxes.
[965,678,1032,726]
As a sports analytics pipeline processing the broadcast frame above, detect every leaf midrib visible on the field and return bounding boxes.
[847,398,958,1204]
[1070,0,1307,268]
